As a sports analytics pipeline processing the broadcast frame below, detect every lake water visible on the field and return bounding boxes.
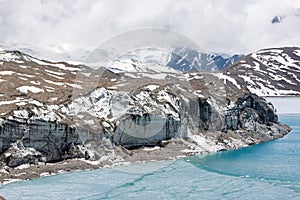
[0,107,300,199]
[265,97,300,114]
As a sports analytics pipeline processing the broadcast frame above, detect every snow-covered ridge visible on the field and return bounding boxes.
[0,50,82,71]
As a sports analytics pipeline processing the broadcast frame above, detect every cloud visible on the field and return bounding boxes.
[0,0,299,60]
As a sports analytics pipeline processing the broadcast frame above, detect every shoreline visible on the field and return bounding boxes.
[265,97,300,115]
[264,96,300,98]
[0,139,193,185]
[0,128,290,186]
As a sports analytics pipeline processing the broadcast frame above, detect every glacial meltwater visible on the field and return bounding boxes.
[0,114,299,199]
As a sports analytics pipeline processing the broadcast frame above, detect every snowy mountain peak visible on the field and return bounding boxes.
[167,47,243,72]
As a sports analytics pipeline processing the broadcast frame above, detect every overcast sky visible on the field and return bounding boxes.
[0,0,299,60]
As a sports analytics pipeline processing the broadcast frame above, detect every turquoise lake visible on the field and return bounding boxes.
[0,114,299,199]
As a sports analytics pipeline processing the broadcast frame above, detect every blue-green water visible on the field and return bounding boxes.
[1,115,300,199]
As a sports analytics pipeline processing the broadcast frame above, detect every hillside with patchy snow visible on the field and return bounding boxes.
[100,47,300,97]
[222,47,300,96]
[0,50,89,121]
[0,49,291,173]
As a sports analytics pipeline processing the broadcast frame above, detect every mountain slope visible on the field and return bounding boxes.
[101,47,300,97]
[222,47,300,96]
[0,50,85,118]
[0,49,289,172]
[110,47,243,73]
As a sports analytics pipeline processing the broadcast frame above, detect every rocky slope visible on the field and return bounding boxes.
[0,50,291,182]
[221,47,300,96]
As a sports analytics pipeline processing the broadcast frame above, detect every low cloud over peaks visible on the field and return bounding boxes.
[0,0,299,60]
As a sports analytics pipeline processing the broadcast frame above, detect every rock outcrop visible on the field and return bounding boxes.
[224,93,278,131]
[0,117,81,162]
[2,141,45,167]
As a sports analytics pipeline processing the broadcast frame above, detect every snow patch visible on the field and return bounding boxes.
[17,86,44,93]
[139,73,168,80]
[238,75,255,85]
[45,69,65,76]
[145,85,160,91]
[0,71,15,75]
[142,146,160,151]
[0,98,25,106]
[30,81,41,85]
[188,134,223,153]
[213,73,241,89]
[19,65,29,69]
[295,50,300,57]
[15,163,31,170]
[66,83,83,89]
